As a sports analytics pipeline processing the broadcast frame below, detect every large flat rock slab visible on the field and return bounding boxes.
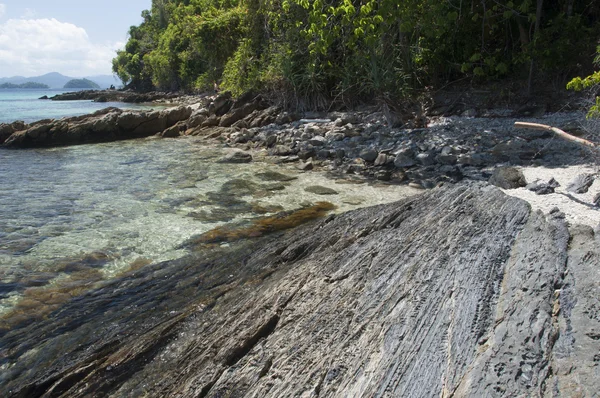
[1,183,598,397]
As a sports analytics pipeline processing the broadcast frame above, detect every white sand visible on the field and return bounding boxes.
[502,164,600,228]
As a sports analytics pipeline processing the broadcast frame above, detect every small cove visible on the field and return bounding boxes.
[0,136,419,322]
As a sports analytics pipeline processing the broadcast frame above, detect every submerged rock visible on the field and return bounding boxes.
[305,185,338,195]
[0,183,598,396]
[218,150,253,163]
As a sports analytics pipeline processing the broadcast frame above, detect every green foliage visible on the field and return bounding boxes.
[567,45,600,118]
[64,79,101,89]
[113,0,600,108]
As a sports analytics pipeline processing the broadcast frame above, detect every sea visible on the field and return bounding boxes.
[0,88,157,124]
[0,88,415,327]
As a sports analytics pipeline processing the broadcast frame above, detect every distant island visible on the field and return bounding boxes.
[0,82,50,89]
[64,78,101,89]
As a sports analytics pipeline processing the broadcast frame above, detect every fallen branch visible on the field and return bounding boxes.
[514,121,597,149]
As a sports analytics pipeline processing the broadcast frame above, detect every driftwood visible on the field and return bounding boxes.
[515,121,597,149]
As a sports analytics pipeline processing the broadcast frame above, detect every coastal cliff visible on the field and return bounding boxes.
[1,183,598,397]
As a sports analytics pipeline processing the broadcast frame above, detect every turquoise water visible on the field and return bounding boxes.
[0,89,160,124]
[0,136,416,319]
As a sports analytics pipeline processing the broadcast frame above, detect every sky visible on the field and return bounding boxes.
[0,0,151,77]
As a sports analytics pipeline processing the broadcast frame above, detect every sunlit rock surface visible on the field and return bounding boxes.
[1,183,599,397]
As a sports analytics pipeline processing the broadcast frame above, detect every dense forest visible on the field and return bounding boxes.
[113,0,600,109]
[0,82,49,89]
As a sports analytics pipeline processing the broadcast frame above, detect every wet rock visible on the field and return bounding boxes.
[305,185,338,195]
[566,173,595,194]
[270,145,294,156]
[489,167,527,189]
[255,171,297,182]
[297,160,314,171]
[218,150,253,163]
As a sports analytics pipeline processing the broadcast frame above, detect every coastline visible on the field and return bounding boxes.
[1,88,600,396]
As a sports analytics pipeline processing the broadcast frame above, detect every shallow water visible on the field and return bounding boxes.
[0,89,163,124]
[0,137,418,318]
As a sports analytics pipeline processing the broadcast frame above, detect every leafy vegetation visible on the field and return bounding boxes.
[64,79,101,89]
[567,45,600,118]
[0,82,50,89]
[114,0,600,109]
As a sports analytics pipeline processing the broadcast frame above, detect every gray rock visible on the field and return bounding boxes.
[297,160,314,171]
[305,185,338,195]
[489,167,527,189]
[3,184,599,397]
[374,153,389,166]
[566,173,595,194]
[187,109,209,128]
[270,145,293,156]
[201,115,221,128]
[526,178,560,195]
[416,152,436,166]
[360,148,379,162]
[309,135,326,146]
[218,150,253,163]
[394,149,416,168]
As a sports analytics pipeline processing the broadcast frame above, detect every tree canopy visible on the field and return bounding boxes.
[113,0,600,109]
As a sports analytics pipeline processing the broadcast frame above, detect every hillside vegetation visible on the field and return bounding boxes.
[113,0,600,109]
[0,82,49,89]
[64,78,101,89]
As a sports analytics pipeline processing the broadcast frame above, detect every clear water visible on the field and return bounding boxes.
[0,89,161,124]
[0,136,418,316]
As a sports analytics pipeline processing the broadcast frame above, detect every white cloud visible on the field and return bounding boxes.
[0,18,123,77]
[0,4,6,19]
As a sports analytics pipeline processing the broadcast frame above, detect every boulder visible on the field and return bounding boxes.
[393,148,416,168]
[488,167,527,189]
[163,106,192,127]
[218,150,253,163]
[360,148,379,162]
[201,115,221,128]
[187,109,209,128]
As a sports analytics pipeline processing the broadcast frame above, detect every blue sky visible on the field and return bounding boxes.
[0,1,151,77]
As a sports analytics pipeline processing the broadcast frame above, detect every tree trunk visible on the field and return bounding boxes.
[527,0,544,95]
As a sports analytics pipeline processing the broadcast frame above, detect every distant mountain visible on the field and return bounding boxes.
[0,73,121,89]
[64,78,101,89]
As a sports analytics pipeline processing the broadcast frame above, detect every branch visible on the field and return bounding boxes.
[514,121,597,149]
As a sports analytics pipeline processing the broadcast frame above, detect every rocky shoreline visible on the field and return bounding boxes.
[1,183,599,396]
[1,90,594,192]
